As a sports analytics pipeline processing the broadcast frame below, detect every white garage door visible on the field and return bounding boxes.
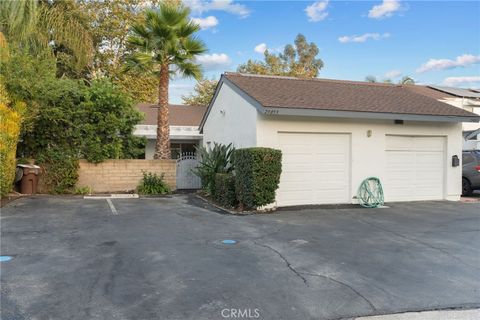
[277,133,351,207]
[385,135,445,202]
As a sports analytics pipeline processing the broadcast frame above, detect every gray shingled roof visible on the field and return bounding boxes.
[224,72,478,118]
[136,103,207,126]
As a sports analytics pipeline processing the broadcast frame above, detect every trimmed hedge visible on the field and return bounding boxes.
[37,149,79,194]
[214,173,237,208]
[233,147,282,210]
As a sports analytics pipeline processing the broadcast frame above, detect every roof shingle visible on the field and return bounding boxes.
[224,72,477,118]
[136,103,207,126]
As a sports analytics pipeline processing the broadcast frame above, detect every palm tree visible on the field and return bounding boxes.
[399,76,415,85]
[0,0,93,69]
[125,4,207,159]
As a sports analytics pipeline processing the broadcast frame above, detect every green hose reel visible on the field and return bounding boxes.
[357,177,384,208]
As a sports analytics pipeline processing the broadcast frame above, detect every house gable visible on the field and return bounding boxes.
[201,78,259,148]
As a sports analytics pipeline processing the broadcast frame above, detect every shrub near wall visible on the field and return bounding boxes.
[37,149,79,194]
[233,148,282,210]
[0,83,24,196]
[214,173,237,208]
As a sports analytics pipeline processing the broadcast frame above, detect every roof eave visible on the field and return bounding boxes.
[262,107,480,123]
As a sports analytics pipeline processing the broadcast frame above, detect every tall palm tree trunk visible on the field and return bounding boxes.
[154,63,171,159]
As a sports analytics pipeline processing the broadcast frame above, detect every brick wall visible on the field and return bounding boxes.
[76,159,176,193]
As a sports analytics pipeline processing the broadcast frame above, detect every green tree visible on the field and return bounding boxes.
[399,76,415,85]
[125,4,207,159]
[0,80,25,196]
[0,53,57,134]
[365,75,415,85]
[1,53,144,161]
[182,78,218,106]
[0,0,93,70]
[237,34,324,78]
[78,0,161,101]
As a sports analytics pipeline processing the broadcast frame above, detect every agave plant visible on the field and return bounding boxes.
[193,143,235,195]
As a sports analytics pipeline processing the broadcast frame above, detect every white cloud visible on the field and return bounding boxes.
[187,0,250,18]
[191,16,218,30]
[254,43,267,54]
[368,0,402,19]
[338,32,390,43]
[417,54,480,73]
[385,70,402,78]
[305,1,329,22]
[442,76,480,87]
[196,53,231,70]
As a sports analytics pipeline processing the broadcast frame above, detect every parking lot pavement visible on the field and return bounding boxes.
[1,195,479,320]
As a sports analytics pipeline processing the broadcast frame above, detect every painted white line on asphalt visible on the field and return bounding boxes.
[84,194,138,199]
[106,199,118,215]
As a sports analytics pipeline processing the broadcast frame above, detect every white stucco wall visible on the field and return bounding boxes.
[256,115,463,202]
[202,82,257,148]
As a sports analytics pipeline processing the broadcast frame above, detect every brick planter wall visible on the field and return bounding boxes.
[76,159,176,193]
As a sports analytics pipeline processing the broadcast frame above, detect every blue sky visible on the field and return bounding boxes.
[170,0,480,103]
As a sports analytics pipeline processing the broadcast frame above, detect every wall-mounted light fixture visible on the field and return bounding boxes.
[367,130,372,137]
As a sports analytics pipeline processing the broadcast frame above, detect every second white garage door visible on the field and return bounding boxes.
[277,132,351,207]
[385,135,445,202]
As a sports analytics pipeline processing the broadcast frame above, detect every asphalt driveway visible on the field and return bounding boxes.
[1,195,479,320]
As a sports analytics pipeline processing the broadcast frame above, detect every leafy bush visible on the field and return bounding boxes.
[214,173,237,208]
[137,172,171,195]
[75,186,92,195]
[15,78,144,163]
[0,82,25,196]
[233,148,282,210]
[193,143,234,195]
[37,148,80,194]
[1,54,145,164]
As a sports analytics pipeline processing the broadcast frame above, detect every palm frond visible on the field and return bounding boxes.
[0,0,38,41]
[123,51,155,74]
[181,37,207,56]
[159,2,189,27]
[38,1,93,69]
[177,21,201,38]
[130,23,151,42]
[127,34,150,50]
[176,61,202,80]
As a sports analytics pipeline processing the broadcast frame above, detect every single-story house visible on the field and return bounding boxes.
[200,72,480,207]
[134,103,207,159]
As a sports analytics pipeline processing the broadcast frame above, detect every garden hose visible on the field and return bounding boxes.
[357,177,384,208]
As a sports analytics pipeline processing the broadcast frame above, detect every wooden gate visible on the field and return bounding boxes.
[176,153,201,190]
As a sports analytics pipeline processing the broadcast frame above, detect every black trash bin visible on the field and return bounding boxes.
[17,164,41,194]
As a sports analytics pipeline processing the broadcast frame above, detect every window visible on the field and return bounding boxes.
[170,143,197,159]
[171,143,181,159]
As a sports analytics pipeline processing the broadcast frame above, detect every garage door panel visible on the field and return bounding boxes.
[277,133,350,206]
[385,136,445,202]
[386,136,445,152]
[413,137,445,151]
